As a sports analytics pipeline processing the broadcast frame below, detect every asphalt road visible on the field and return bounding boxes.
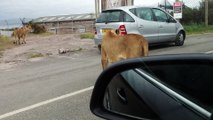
[0,33,213,120]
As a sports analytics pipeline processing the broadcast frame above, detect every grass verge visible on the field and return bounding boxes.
[28,52,44,59]
[0,36,14,57]
[184,24,213,35]
[80,33,94,39]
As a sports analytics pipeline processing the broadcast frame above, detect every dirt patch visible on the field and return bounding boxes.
[0,34,96,69]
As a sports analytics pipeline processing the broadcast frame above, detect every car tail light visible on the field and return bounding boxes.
[119,25,127,35]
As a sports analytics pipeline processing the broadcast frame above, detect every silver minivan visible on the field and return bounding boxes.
[94,6,186,51]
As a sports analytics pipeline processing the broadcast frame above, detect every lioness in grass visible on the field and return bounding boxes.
[101,30,149,70]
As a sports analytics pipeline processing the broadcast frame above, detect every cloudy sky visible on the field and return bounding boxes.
[0,0,201,21]
[0,0,95,21]
[136,0,201,7]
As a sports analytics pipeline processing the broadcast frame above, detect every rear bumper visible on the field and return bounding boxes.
[94,36,102,46]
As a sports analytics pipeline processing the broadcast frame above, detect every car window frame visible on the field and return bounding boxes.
[139,62,213,112]
[121,68,211,119]
[133,68,212,119]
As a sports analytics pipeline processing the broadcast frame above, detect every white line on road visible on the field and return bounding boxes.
[205,50,213,54]
[0,86,94,119]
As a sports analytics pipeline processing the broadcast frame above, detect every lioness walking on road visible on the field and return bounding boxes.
[101,30,149,70]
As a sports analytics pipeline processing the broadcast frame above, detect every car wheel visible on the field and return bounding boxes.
[175,31,185,46]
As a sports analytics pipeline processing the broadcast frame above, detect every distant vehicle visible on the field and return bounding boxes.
[94,6,186,51]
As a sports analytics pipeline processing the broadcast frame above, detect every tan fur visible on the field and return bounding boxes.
[101,30,149,70]
[13,25,32,44]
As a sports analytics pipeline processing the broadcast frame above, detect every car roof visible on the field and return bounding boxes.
[102,5,160,11]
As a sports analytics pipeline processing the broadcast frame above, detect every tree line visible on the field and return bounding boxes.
[180,0,212,25]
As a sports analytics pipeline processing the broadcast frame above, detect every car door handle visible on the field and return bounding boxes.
[117,88,128,104]
[139,25,144,29]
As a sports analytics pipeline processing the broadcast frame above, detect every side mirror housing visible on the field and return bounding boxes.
[167,17,177,23]
[90,54,213,120]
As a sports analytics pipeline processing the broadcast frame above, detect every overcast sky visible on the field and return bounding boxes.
[0,0,201,21]
[136,0,201,7]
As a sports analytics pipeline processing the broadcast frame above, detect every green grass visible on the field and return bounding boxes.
[28,52,44,58]
[183,24,213,35]
[0,36,14,52]
[80,33,94,39]
[71,47,82,52]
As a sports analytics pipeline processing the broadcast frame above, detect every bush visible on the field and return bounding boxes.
[29,22,47,34]
[80,33,94,39]
[32,24,47,34]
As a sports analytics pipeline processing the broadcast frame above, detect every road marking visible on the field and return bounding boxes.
[0,86,94,119]
[205,50,213,54]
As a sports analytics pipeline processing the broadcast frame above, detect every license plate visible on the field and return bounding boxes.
[101,28,112,34]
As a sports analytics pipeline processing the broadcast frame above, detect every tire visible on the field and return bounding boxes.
[175,31,185,46]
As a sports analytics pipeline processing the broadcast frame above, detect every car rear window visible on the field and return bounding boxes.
[96,10,122,23]
[96,10,134,23]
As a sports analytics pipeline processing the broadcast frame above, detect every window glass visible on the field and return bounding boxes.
[96,10,121,23]
[141,63,213,112]
[130,8,154,21]
[108,11,121,22]
[129,8,136,15]
[96,12,108,23]
[123,12,135,22]
[152,9,168,22]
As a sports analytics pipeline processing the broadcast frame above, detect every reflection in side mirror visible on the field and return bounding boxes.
[103,70,159,119]
[90,54,213,120]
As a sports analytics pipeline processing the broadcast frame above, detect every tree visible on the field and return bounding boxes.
[28,21,47,34]
[181,0,212,25]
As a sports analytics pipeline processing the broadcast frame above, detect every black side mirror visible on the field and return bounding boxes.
[90,54,213,120]
[167,18,171,23]
[167,17,176,23]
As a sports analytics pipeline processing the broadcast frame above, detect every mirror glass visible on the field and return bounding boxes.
[103,69,160,119]
[103,62,213,119]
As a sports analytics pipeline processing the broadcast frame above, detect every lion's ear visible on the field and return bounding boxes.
[109,30,116,35]
[110,30,115,33]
